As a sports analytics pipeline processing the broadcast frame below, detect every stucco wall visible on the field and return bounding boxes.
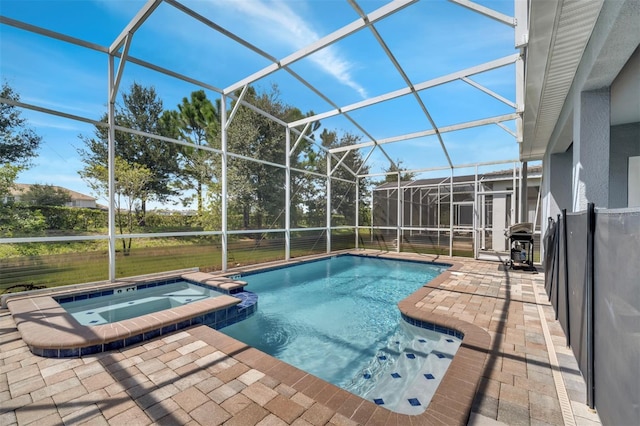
[609,122,640,208]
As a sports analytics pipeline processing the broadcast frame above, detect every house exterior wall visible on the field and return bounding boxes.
[541,0,640,250]
[573,88,611,211]
[491,182,509,251]
[545,148,573,221]
[67,199,97,209]
[610,123,640,208]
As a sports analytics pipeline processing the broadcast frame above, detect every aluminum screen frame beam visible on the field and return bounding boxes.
[223,0,418,94]
[348,0,454,168]
[329,113,518,154]
[448,0,515,27]
[109,0,162,54]
[289,53,520,129]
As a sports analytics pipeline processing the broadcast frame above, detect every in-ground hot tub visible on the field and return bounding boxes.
[6,271,257,357]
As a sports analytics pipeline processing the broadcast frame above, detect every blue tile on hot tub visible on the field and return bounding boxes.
[81,345,103,356]
[446,338,454,343]
[104,339,125,351]
[161,324,177,335]
[177,320,191,330]
[144,329,161,341]
[378,355,387,361]
[391,372,401,379]
[43,348,59,358]
[424,373,435,380]
[363,373,371,379]
[60,347,80,357]
[215,309,227,322]
[125,334,143,346]
[374,398,384,405]
[406,353,416,359]
[435,352,445,359]
[203,312,216,325]
[408,398,421,406]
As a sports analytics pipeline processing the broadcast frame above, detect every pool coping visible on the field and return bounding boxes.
[5,271,251,357]
[196,251,490,425]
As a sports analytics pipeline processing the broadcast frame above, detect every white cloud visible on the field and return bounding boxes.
[186,0,368,98]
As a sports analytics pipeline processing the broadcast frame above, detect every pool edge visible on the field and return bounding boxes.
[194,253,489,425]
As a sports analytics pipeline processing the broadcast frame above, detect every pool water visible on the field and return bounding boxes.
[221,255,459,414]
[61,281,224,325]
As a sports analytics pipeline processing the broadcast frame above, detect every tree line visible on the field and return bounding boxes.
[1,81,375,248]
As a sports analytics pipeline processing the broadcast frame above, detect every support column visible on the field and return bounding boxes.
[221,94,228,271]
[355,177,359,249]
[474,165,479,259]
[449,169,453,257]
[520,161,528,222]
[285,128,291,260]
[107,56,116,282]
[326,156,331,253]
[511,163,517,227]
[573,89,611,210]
[396,173,401,252]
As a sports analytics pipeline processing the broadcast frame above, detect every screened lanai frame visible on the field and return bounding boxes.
[368,160,542,259]
[0,0,530,282]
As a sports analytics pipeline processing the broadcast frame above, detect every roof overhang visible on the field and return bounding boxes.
[521,0,603,161]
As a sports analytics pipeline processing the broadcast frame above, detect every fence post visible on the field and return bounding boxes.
[554,213,561,319]
[586,202,595,408]
[563,208,570,347]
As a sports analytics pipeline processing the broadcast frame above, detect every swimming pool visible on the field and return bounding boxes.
[221,254,459,414]
[59,280,227,325]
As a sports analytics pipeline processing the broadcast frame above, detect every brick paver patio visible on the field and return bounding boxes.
[0,254,602,425]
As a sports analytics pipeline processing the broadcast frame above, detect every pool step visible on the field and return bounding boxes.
[182,272,248,293]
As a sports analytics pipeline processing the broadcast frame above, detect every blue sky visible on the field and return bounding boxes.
[1,0,519,207]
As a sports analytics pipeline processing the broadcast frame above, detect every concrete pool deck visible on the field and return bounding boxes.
[0,252,602,425]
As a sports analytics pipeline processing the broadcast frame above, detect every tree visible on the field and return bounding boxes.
[0,82,42,166]
[0,164,20,203]
[317,129,370,226]
[162,90,220,213]
[79,157,152,255]
[380,159,416,183]
[0,83,46,236]
[77,82,180,220]
[226,85,317,230]
[21,184,71,206]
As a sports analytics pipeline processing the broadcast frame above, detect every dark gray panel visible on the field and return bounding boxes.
[593,209,640,426]
[566,212,588,373]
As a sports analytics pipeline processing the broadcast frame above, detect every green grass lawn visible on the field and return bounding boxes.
[0,233,356,293]
[2,231,535,294]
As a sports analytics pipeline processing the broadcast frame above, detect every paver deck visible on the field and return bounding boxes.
[0,252,601,425]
